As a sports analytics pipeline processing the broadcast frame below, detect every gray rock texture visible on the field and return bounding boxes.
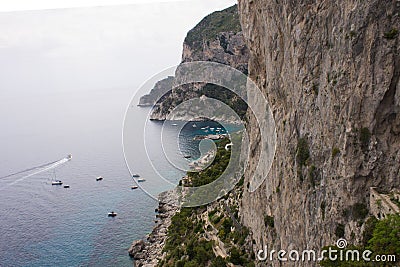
[237,0,400,265]
[129,191,179,267]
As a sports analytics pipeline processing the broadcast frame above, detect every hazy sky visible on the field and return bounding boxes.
[0,0,236,98]
[0,0,194,12]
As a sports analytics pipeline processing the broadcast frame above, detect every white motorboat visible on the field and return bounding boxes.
[52,180,63,185]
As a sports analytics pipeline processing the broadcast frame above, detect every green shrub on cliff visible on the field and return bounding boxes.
[184,5,241,49]
[367,214,400,258]
[210,256,227,267]
[161,140,235,266]
[296,137,310,166]
[161,209,215,267]
[384,28,398,39]
[264,215,274,228]
[359,127,371,149]
[186,139,231,187]
[320,214,400,266]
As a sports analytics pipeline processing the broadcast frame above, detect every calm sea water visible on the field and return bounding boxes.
[0,88,160,267]
[0,88,240,266]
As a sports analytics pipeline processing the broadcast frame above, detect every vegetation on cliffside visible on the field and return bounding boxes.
[159,138,254,267]
[320,214,400,266]
[184,5,241,50]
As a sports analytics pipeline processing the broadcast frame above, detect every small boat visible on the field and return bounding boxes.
[108,211,117,217]
[96,176,103,181]
[192,124,197,128]
[171,123,178,126]
[52,180,63,185]
[63,185,70,188]
[137,178,146,182]
[201,127,206,130]
[67,154,72,160]
[132,174,140,178]
[184,155,191,159]
[131,185,138,189]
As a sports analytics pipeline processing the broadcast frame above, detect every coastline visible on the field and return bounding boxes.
[148,117,243,127]
[128,190,179,267]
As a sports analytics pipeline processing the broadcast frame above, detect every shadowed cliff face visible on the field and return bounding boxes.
[238,0,399,264]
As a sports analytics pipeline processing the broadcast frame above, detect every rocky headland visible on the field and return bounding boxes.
[139,5,249,123]
[128,190,179,267]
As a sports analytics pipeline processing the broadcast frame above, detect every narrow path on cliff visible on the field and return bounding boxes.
[202,211,228,258]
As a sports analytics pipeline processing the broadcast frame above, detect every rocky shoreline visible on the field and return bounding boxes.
[128,190,179,267]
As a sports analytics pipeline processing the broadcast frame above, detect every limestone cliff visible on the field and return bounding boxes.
[138,76,174,106]
[237,0,400,265]
[142,5,249,121]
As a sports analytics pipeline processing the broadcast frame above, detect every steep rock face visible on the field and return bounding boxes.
[148,5,249,121]
[138,76,174,106]
[181,31,249,72]
[237,0,399,265]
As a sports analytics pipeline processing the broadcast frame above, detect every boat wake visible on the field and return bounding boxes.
[0,155,71,187]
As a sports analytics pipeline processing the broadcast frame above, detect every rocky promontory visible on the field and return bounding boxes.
[139,5,249,122]
[128,190,179,267]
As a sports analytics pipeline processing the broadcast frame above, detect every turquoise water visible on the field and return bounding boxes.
[0,88,239,266]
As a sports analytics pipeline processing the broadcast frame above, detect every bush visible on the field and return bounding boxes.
[384,28,398,39]
[184,5,242,49]
[332,147,340,157]
[229,247,243,265]
[183,261,198,267]
[211,213,224,225]
[320,201,326,220]
[335,223,345,238]
[368,214,400,257]
[210,256,227,267]
[362,216,378,246]
[188,139,232,187]
[297,137,310,166]
[321,215,400,266]
[343,203,369,220]
[222,217,233,233]
[264,215,274,228]
[359,127,371,149]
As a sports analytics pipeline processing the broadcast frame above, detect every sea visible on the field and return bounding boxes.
[0,87,240,266]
